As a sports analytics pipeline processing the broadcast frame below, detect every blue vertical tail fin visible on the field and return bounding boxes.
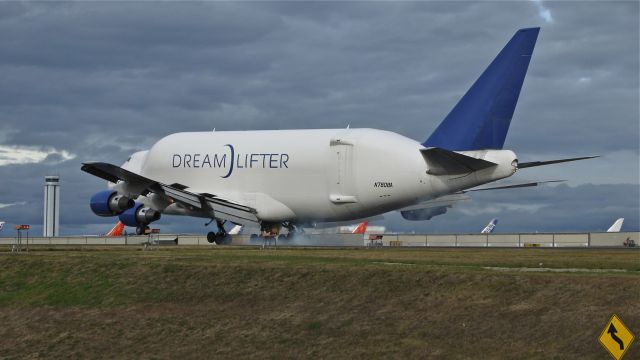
[423,27,540,151]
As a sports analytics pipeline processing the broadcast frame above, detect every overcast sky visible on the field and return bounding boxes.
[0,1,638,236]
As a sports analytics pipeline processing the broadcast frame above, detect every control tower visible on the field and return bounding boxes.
[43,175,60,237]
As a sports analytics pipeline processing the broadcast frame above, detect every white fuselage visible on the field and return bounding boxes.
[125,129,517,223]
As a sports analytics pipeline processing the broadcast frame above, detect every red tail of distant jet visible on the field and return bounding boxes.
[106,221,125,236]
[352,222,368,234]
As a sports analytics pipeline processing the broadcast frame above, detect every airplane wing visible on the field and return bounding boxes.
[81,162,259,224]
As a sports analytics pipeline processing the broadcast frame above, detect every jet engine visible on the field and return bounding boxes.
[90,190,134,216]
[118,202,161,234]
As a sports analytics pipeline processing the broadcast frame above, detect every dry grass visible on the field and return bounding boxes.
[0,247,638,359]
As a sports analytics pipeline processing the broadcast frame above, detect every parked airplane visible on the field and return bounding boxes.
[105,221,125,236]
[0,221,5,232]
[481,219,498,234]
[351,221,368,234]
[607,218,624,232]
[341,221,387,235]
[228,224,243,235]
[82,27,595,244]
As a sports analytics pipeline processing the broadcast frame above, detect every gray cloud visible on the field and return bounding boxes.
[0,1,637,235]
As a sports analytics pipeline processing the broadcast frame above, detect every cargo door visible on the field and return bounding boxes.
[329,139,357,204]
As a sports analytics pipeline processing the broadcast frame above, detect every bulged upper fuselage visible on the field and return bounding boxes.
[122,128,516,222]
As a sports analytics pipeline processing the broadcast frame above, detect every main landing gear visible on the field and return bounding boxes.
[248,221,303,243]
[280,221,303,241]
[207,219,231,245]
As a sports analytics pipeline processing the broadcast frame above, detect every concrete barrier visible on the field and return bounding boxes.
[178,236,199,246]
[456,235,487,247]
[108,237,127,245]
[487,234,520,247]
[86,237,106,245]
[426,235,456,247]
[397,235,426,247]
[381,234,398,246]
[553,234,588,247]
[30,238,52,245]
[590,232,639,247]
[520,234,554,247]
[67,238,85,245]
[287,233,363,247]
[1,232,638,248]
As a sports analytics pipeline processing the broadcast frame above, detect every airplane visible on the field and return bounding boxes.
[105,221,125,236]
[82,27,596,244]
[607,218,624,232]
[481,219,498,234]
[351,221,368,234]
[228,224,243,235]
[0,221,4,232]
[343,221,386,235]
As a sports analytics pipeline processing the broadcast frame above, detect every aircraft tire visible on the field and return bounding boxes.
[206,232,216,243]
[214,234,226,245]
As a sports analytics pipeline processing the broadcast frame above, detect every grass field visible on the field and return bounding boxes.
[0,247,638,359]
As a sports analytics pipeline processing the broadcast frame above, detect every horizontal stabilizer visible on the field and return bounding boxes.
[464,180,565,192]
[518,156,598,169]
[421,147,497,175]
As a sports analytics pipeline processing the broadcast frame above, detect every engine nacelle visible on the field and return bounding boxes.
[118,202,161,227]
[90,190,135,217]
